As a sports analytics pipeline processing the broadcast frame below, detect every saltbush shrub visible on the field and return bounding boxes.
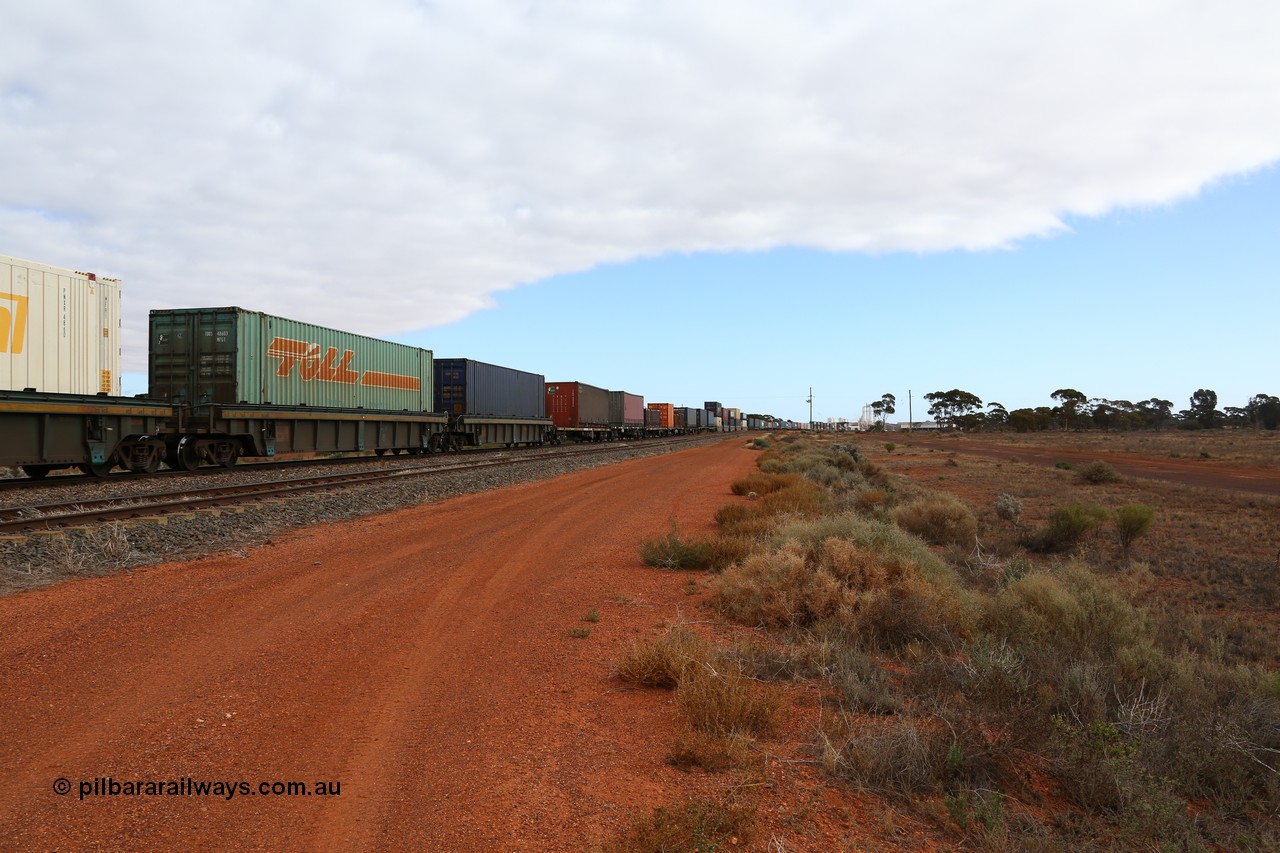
[1079,460,1123,485]
[893,494,978,546]
[994,493,1023,524]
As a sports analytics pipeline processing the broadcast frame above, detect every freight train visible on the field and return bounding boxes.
[1,254,748,478]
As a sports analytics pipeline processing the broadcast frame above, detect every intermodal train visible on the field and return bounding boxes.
[1,254,750,479]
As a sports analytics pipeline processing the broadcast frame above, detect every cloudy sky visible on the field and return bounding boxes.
[3,1,1278,421]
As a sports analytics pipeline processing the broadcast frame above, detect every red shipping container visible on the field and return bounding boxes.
[545,381,609,428]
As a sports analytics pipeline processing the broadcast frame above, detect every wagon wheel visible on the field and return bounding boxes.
[175,438,200,472]
[80,459,113,478]
[22,465,53,480]
[142,449,163,474]
[375,448,387,457]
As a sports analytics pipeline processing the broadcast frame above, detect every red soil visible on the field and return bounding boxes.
[900,437,1280,496]
[0,439,883,851]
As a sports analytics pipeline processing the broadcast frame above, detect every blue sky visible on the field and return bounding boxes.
[5,2,1279,422]
[395,166,1278,422]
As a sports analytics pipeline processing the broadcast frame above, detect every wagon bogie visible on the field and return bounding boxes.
[0,390,172,478]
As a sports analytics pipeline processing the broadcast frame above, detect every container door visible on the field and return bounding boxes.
[195,309,238,403]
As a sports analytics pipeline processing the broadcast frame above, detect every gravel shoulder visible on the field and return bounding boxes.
[0,437,723,595]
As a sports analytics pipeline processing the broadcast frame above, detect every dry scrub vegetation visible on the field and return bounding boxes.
[620,434,1279,851]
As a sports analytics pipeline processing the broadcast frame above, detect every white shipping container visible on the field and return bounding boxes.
[1,253,121,395]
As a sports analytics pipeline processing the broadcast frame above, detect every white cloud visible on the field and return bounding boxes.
[2,0,1278,368]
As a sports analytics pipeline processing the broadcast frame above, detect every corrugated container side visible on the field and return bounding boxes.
[149,307,432,410]
[703,401,721,414]
[683,407,706,428]
[1,254,120,395]
[624,392,644,424]
[435,358,544,417]
[578,382,609,425]
[647,402,675,428]
[644,408,660,426]
[545,381,609,427]
[609,391,644,425]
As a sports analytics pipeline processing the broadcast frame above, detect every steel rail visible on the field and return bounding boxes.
[0,435,721,533]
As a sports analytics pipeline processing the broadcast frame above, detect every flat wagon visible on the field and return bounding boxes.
[149,307,446,468]
[433,358,551,449]
[545,381,611,441]
[0,390,170,477]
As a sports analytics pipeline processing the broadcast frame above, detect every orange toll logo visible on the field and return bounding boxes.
[266,337,421,390]
[0,292,28,354]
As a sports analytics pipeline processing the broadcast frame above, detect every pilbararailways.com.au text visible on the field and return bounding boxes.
[55,777,342,801]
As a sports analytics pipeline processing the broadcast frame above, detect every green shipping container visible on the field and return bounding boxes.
[149,307,433,411]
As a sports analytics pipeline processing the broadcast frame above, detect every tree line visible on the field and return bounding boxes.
[872,389,1280,431]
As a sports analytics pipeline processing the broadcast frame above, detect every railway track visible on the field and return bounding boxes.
[0,442,562,492]
[0,433,726,492]
[0,435,718,534]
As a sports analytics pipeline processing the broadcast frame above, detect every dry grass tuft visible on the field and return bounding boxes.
[615,625,710,688]
[822,715,950,795]
[668,729,759,772]
[605,797,756,853]
[675,664,786,737]
[731,471,803,496]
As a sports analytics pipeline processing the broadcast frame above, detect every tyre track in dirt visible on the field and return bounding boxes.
[0,438,759,851]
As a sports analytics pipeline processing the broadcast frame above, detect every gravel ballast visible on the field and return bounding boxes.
[0,436,732,594]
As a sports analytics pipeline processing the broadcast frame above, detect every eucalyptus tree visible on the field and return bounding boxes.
[925,389,983,430]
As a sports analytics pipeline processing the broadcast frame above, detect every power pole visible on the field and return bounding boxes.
[806,388,813,431]
[908,390,913,433]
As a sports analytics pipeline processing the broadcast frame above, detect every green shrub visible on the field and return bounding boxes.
[1055,461,1074,471]
[805,462,867,493]
[1113,504,1155,555]
[640,523,711,569]
[1025,504,1105,553]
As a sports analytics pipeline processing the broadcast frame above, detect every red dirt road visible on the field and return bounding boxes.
[0,439,763,851]
[899,437,1280,496]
